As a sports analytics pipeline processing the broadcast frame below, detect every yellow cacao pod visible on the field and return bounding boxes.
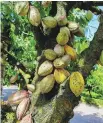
[54,69,70,84]
[44,49,57,61]
[69,72,84,97]
[14,2,29,16]
[39,74,55,93]
[68,21,79,33]
[56,27,70,45]
[42,16,57,28]
[28,6,41,26]
[58,17,68,26]
[64,45,76,60]
[54,44,65,57]
[38,61,53,76]
[53,58,65,68]
[10,74,18,83]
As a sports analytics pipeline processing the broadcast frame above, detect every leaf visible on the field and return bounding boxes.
[69,72,85,97]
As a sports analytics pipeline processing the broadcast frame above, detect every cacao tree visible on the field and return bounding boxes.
[1,1,103,123]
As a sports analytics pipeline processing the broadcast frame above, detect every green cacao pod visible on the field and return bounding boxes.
[62,54,71,67]
[56,27,70,45]
[100,50,103,65]
[28,6,41,26]
[53,58,65,68]
[27,84,35,92]
[39,74,55,93]
[54,44,65,57]
[14,2,29,16]
[86,10,93,21]
[17,98,30,120]
[42,16,57,28]
[8,90,29,105]
[44,49,57,60]
[68,21,79,33]
[38,61,53,76]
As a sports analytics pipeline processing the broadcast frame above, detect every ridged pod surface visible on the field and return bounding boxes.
[69,72,84,97]
[14,2,29,16]
[54,44,65,57]
[38,61,53,76]
[16,98,30,120]
[20,114,32,123]
[56,27,70,45]
[39,74,55,93]
[64,45,76,60]
[42,16,57,28]
[53,58,65,68]
[10,74,18,83]
[54,69,70,84]
[28,6,41,26]
[44,49,57,60]
[8,90,29,105]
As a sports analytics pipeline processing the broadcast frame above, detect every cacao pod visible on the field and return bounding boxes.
[39,74,55,93]
[54,69,70,84]
[58,17,68,26]
[10,74,18,83]
[62,54,71,67]
[44,49,57,61]
[14,2,29,16]
[27,84,35,92]
[42,1,52,8]
[56,27,70,45]
[20,114,32,123]
[42,16,57,28]
[17,98,30,120]
[74,27,85,37]
[8,90,29,105]
[86,10,93,21]
[28,6,41,26]
[64,45,76,60]
[69,72,84,97]
[54,44,65,57]
[38,61,53,76]
[68,21,79,33]
[53,58,65,68]
[100,50,103,65]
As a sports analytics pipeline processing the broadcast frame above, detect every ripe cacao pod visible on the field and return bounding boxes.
[39,74,55,93]
[27,84,35,92]
[28,6,41,26]
[53,58,65,68]
[14,2,29,16]
[69,72,84,97]
[20,114,32,123]
[8,90,29,105]
[38,61,53,76]
[54,69,70,84]
[58,17,68,26]
[64,45,76,60]
[56,27,70,45]
[17,98,30,120]
[54,44,65,57]
[68,21,79,33]
[42,16,57,28]
[44,49,57,60]
[62,54,71,67]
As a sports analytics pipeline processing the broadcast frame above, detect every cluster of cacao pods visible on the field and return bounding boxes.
[7,2,85,122]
